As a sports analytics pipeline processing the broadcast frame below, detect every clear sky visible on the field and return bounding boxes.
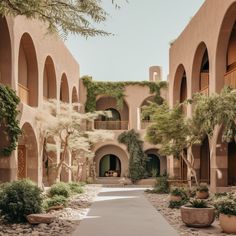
[65,0,205,82]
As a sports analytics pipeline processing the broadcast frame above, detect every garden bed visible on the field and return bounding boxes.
[0,185,100,236]
[144,193,228,236]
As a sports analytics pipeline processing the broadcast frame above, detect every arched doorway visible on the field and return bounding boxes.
[17,123,38,183]
[146,154,160,177]
[99,155,121,177]
[60,73,69,103]
[43,56,57,100]
[18,33,38,106]
[200,137,210,184]
[228,140,236,186]
[0,17,11,86]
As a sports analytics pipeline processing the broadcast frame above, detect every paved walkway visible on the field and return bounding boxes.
[72,187,179,236]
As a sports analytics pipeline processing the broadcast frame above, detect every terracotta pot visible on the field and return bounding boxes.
[180,205,215,227]
[196,191,209,199]
[219,213,236,234]
[170,195,182,202]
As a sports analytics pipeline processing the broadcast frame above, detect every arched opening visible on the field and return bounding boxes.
[43,56,57,100]
[18,33,38,106]
[99,154,121,177]
[200,137,210,184]
[216,2,236,92]
[95,96,129,130]
[0,17,11,85]
[94,145,129,177]
[60,74,69,103]
[192,42,209,96]
[228,140,236,186]
[145,149,166,177]
[140,96,155,129]
[17,123,38,183]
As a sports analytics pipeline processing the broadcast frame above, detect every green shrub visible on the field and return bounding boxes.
[48,182,71,198]
[189,199,208,208]
[45,195,68,209]
[68,182,84,194]
[170,187,188,198]
[196,183,209,192]
[214,196,236,216]
[169,199,188,209]
[0,179,42,223]
[153,175,170,194]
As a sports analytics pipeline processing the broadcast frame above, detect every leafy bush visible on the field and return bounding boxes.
[170,187,188,198]
[153,175,170,194]
[169,199,188,209]
[189,199,208,208]
[196,183,209,193]
[45,195,68,209]
[214,196,236,216]
[68,182,84,194]
[0,179,42,223]
[48,182,71,198]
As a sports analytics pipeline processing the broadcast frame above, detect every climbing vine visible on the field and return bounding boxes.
[82,76,168,112]
[118,129,148,182]
[0,84,21,156]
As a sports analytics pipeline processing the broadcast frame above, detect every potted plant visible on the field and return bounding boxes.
[181,199,215,227]
[215,196,236,234]
[169,187,187,202]
[196,183,209,199]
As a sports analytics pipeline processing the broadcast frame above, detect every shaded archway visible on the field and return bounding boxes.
[200,137,210,184]
[43,56,57,100]
[94,145,129,177]
[17,123,38,183]
[145,149,166,177]
[0,17,11,85]
[140,96,155,129]
[18,33,38,106]
[95,96,129,130]
[216,2,236,92]
[192,42,209,96]
[228,140,236,186]
[99,154,121,177]
[60,73,69,103]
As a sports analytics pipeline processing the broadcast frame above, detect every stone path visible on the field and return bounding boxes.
[71,187,179,236]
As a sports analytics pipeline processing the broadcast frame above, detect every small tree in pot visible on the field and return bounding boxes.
[196,183,209,199]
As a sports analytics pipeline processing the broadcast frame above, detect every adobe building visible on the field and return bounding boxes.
[0,16,80,187]
[169,0,236,192]
[0,15,168,186]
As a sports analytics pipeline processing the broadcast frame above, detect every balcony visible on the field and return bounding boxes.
[94,121,129,130]
[224,68,236,89]
[200,86,209,96]
[18,83,29,104]
[141,120,154,129]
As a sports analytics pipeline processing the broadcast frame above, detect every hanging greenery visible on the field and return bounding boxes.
[0,84,21,156]
[82,76,168,112]
[118,129,148,182]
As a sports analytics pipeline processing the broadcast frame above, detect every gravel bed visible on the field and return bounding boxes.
[0,185,101,236]
[144,192,234,236]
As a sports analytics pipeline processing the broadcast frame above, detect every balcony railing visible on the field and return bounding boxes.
[94,121,129,130]
[224,67,236,89]
[200,86,209,96]
[141,120,154,129]
[18,83,29,104]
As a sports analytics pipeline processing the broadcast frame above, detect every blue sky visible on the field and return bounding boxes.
[65,0,205,82]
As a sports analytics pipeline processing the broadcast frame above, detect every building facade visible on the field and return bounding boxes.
[169,0,236,192]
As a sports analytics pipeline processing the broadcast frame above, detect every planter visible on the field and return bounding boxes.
[170,195,182,202]
[219,213,236,234]
[180,205,215,227]
[196,191,209,199]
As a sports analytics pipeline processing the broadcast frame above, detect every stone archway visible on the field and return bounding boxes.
[18,33,38,106]
[18,123,38,183]
[94,145,129,178]
[0,17,11,86]
[99,154,121,177]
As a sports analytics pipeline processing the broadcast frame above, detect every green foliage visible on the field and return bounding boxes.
[169,199,188,209]
[214,194,236,216]
[0,0,123,38]
[118,129,148,182]
[170,187,188,198]
[0,84,21,156]
[189,199,208,208]
[48,182,71,198]
[68,182,84,194]
[82,76,167,112]
[45,195,68,209]
[196,183,209,193]
[0,179,43,223]
[153,175,170,194]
